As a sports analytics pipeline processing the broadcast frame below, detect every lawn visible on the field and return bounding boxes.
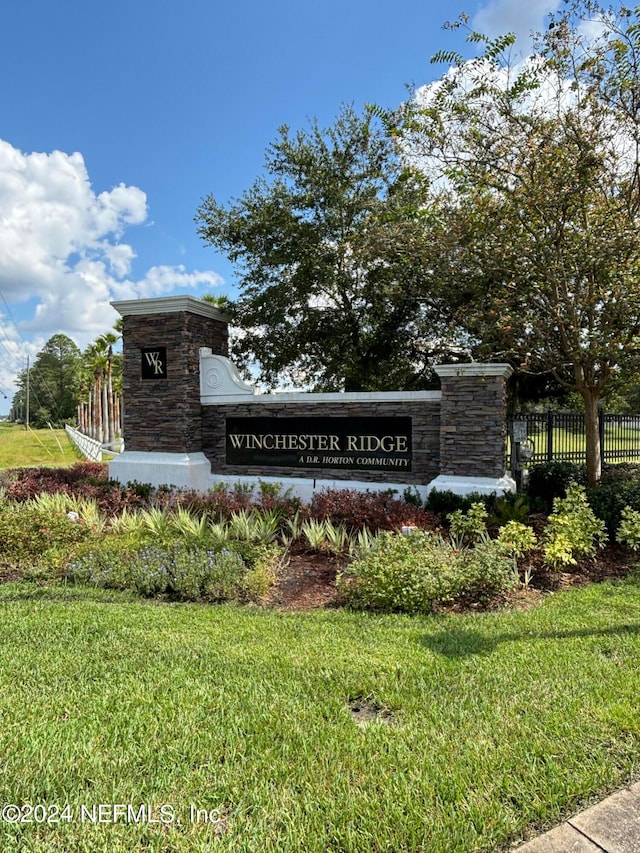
[1,577,639,852]
[0,422,80,469]
[513,422,640,464]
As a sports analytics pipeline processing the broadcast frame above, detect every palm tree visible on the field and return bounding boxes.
[95,331,119,445]
[81,327,121,443]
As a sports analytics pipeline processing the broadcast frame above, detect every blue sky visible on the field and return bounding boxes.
[0,0,560,404]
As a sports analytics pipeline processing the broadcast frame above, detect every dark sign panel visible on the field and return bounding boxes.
[226,416,412,471]
[141,347,167,379]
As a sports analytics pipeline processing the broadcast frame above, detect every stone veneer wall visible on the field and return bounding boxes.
[202,400,441,485]
[110,297,514,494]
[436,367,511,479]
[122,309,228,453]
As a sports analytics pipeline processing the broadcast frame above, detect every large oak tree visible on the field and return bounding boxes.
[196,105,458,392]
[391,1,640,485]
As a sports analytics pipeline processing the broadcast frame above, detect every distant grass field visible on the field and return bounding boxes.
[0,422,81,469]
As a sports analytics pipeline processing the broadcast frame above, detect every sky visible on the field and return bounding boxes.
[0,0,563,407]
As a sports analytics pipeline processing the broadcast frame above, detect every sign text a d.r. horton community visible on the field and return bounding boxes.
[226,416,412,471]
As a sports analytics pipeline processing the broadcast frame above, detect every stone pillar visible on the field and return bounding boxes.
[108,296,229,490]
[429,363,515,495]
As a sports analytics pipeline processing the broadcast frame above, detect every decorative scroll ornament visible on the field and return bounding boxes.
[199,349,257,400]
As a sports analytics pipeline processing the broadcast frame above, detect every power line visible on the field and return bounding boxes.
[0,287,117,425]
[0,289,24,339]
[0,324,23,374]
[0,288,69,422]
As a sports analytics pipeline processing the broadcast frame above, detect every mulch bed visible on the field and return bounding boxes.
[262,541,639,612]
[262,550,345,610]
[1,542,636,614]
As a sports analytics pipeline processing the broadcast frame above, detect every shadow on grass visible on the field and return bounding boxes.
[0,582,141,606]
[422,623,640,658]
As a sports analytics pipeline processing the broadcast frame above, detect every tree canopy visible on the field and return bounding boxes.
[10,328,123,439]
[11,334,81,428]
[196,105,459,391]
[387,0,640,484]
[195,2,640,484]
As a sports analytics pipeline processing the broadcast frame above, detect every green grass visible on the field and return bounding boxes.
[0,578,639,852]
[516,424,640,463]
[0,422,81,469]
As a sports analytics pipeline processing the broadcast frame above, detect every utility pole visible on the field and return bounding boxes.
[25,354,29,429]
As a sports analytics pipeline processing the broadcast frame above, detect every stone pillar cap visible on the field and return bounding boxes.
[111,295,230,322]
[435,363,513,379]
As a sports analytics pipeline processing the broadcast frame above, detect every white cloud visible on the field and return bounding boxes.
[111,264,225,301]
[0,144,145,292]
[0,139,224,398]
[472,0,562,45]
[102,242,137,278]
[0,315,40,404]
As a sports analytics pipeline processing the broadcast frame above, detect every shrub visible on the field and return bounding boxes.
[489,494,531,526]
[453,540,519,602]
[543,484,607,568]
[526,462,587,513]
[337,532,450,613]
[448,502,489,547]
[497,521,537,559]
[64,538,143,590]
[256,480,303,514]
[600,463,640,483]
[0,501,98,573]
[65,540,281,603]
[425,489,493,519]
[178,484,301,525]
[587,479,640,537]
[309,488,440,532]
[2,463,150,517]
[616,506,640,551]
[337,531,516,614]
[241,545,284,599]
[2,462,108,498]
[171,547,247,602]
[402,486,424,507]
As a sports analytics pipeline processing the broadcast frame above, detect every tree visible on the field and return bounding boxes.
[80,329,122,443]
[196,104,459,391]
[11,334,81,428]
[95,330,119,446]
[390,2,640,485]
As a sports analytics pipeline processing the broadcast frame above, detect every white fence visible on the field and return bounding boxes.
[64,425,112,462]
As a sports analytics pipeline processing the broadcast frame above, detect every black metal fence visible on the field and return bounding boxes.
[509,412,640,463]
